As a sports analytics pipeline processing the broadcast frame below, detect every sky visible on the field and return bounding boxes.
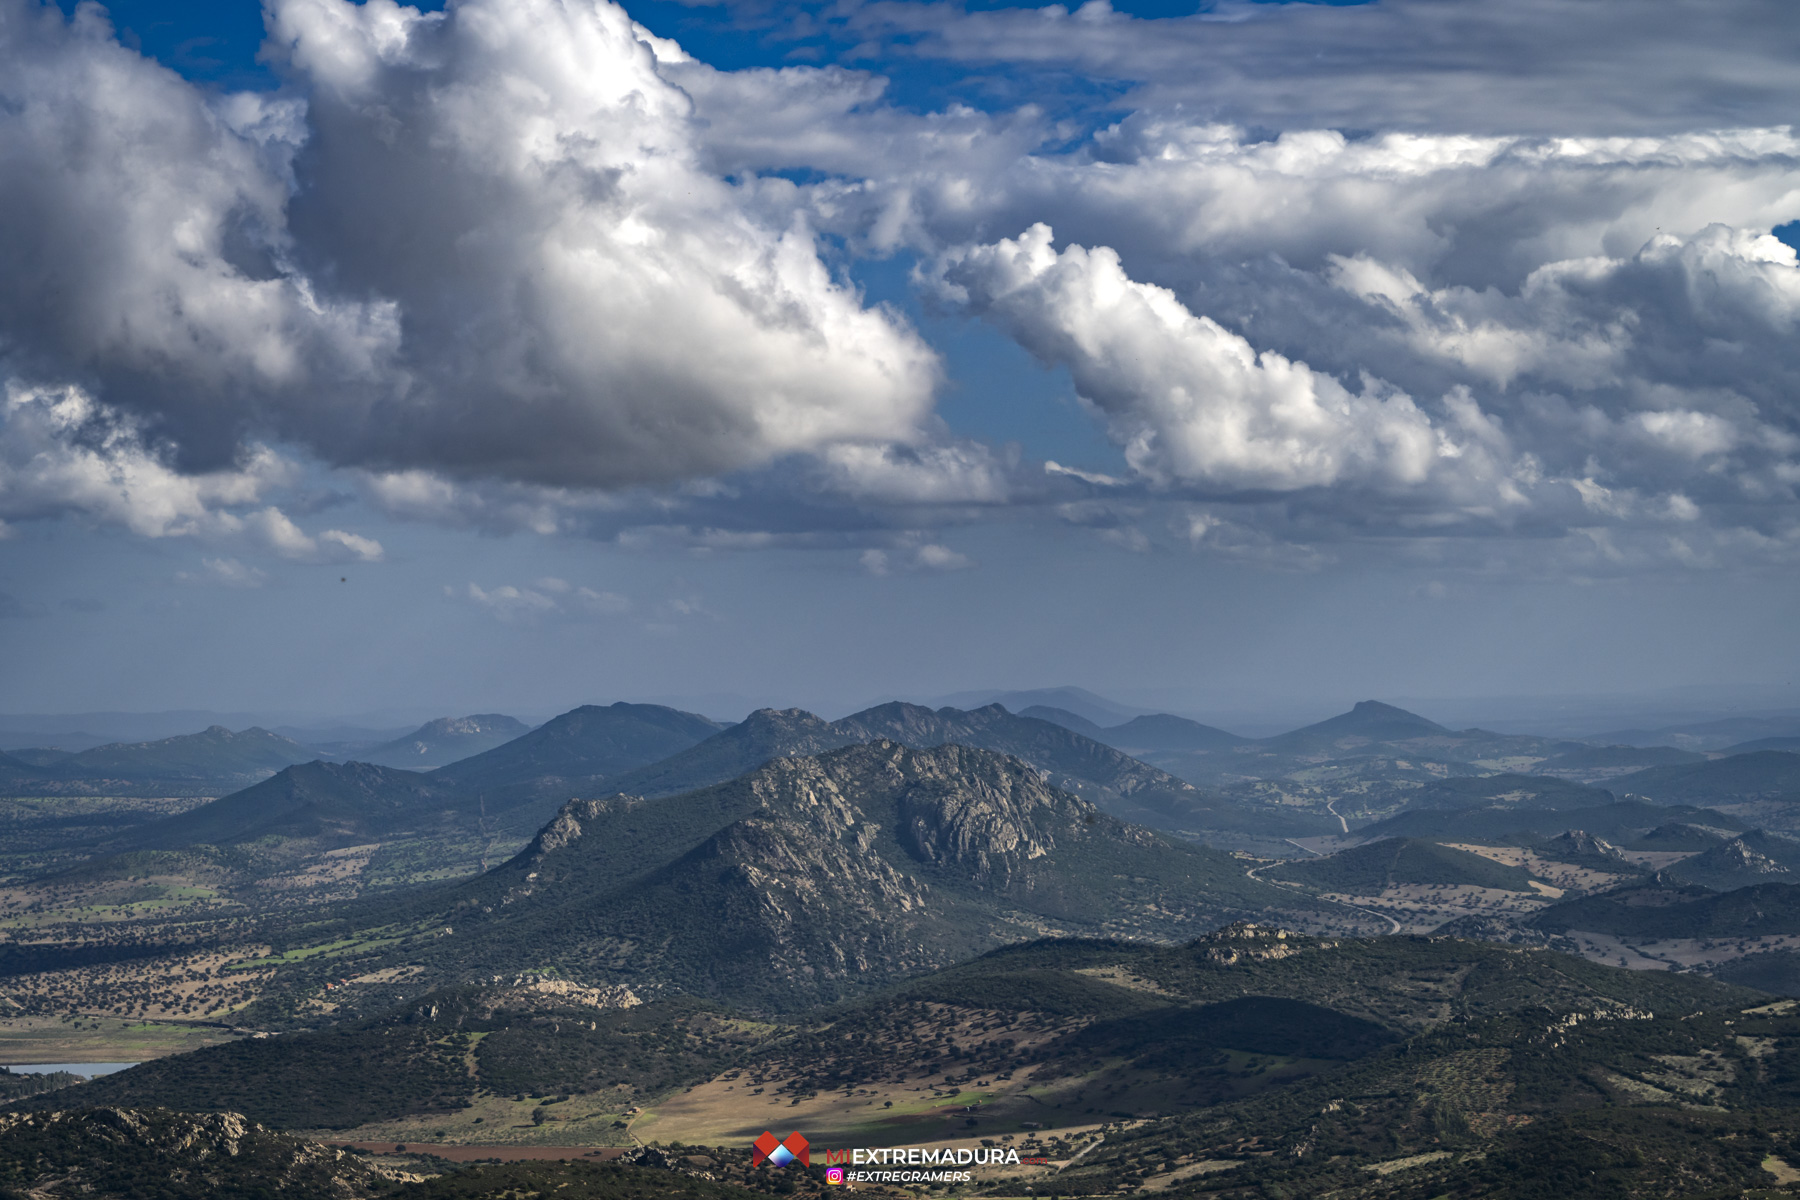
[1,0,1798,730]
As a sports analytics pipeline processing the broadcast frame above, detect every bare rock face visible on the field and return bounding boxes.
[1545,829,1628,862]
[1712,839,1791,876]
[894,753,1067,884]
[525,793,647,858]
[1195,922,1312,966]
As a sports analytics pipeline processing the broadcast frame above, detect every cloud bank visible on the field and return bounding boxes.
[2,0,1798,571]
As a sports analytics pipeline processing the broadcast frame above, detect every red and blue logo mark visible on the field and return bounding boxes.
[752,1131,810,1168]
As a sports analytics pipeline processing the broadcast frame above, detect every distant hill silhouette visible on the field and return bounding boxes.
[1615,750,1800,803]
[1727,737,1800,755]
[428,702,722,794]
[357,714,531,769]
[140,761,456,848]
[1021,707,1247,753]
[1262,701,1450,752]
[1534,744,1706,772]
[0,727,320,796]
[1020,706,1109,737]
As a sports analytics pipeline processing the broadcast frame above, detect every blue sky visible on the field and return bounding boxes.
[3,0,1799,729]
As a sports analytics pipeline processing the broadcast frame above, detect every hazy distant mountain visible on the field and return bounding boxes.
[367,742,1314,1010]
[1262,700,1451,753]
[1728,737,1800,755]
[1021,707,1247,753]
[1020,705,1108,737]
[0,731,111,753]
[428,702,722,794]
[61,726,316,778]
[139,761,456,848]
[1614,750,1800,804]
[1533,744,1707,773]
[931,686,1150,727]
[1105,713,1248,752]
[356,714,531,769]
[272,723,415,756]
[1584,716,1800,752]
[0,726,321,796]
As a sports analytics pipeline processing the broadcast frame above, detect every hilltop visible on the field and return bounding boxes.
[1616,749,1800,803]
[1262,700,1451,752]
[1533,879,1800,939]
[357,714,532,769]
[1021,707,1248,753]
[1266,838,1536,893]
[137,760,457,850]
[1665,829,1800,890]
[428,702,723,795]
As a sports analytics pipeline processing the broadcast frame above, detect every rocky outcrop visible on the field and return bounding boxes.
[0,1107,385,1197]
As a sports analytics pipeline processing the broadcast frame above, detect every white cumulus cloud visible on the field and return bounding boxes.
[0,0,941,505]
[936,225,1474,495]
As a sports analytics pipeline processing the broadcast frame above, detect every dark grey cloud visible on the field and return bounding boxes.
[847,0,1800,137]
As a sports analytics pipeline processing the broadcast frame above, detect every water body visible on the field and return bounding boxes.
[3,1062,137,1077]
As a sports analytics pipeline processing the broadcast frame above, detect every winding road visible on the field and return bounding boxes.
[1245,849,1403,936]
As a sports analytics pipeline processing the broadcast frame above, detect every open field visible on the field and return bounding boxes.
[1565,930,1800,972]
[0,797,212,878]
[301,1088,646,1150]
[0,1014,244,1064]
[1441,843,1638,892]
[1317,883,1551,934]
[0,944,275,1021]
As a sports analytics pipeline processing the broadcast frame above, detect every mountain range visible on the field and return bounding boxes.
[261,741,1320,1013]
[17,695,1799,913]
[122,700,1335,857]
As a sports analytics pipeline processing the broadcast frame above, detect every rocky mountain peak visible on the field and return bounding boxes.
[1547,829,1627,860]
[1716,837,1791,875]
[525,793,646,858]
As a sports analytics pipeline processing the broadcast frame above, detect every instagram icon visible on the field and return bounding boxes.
[825,1168,846,1185]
